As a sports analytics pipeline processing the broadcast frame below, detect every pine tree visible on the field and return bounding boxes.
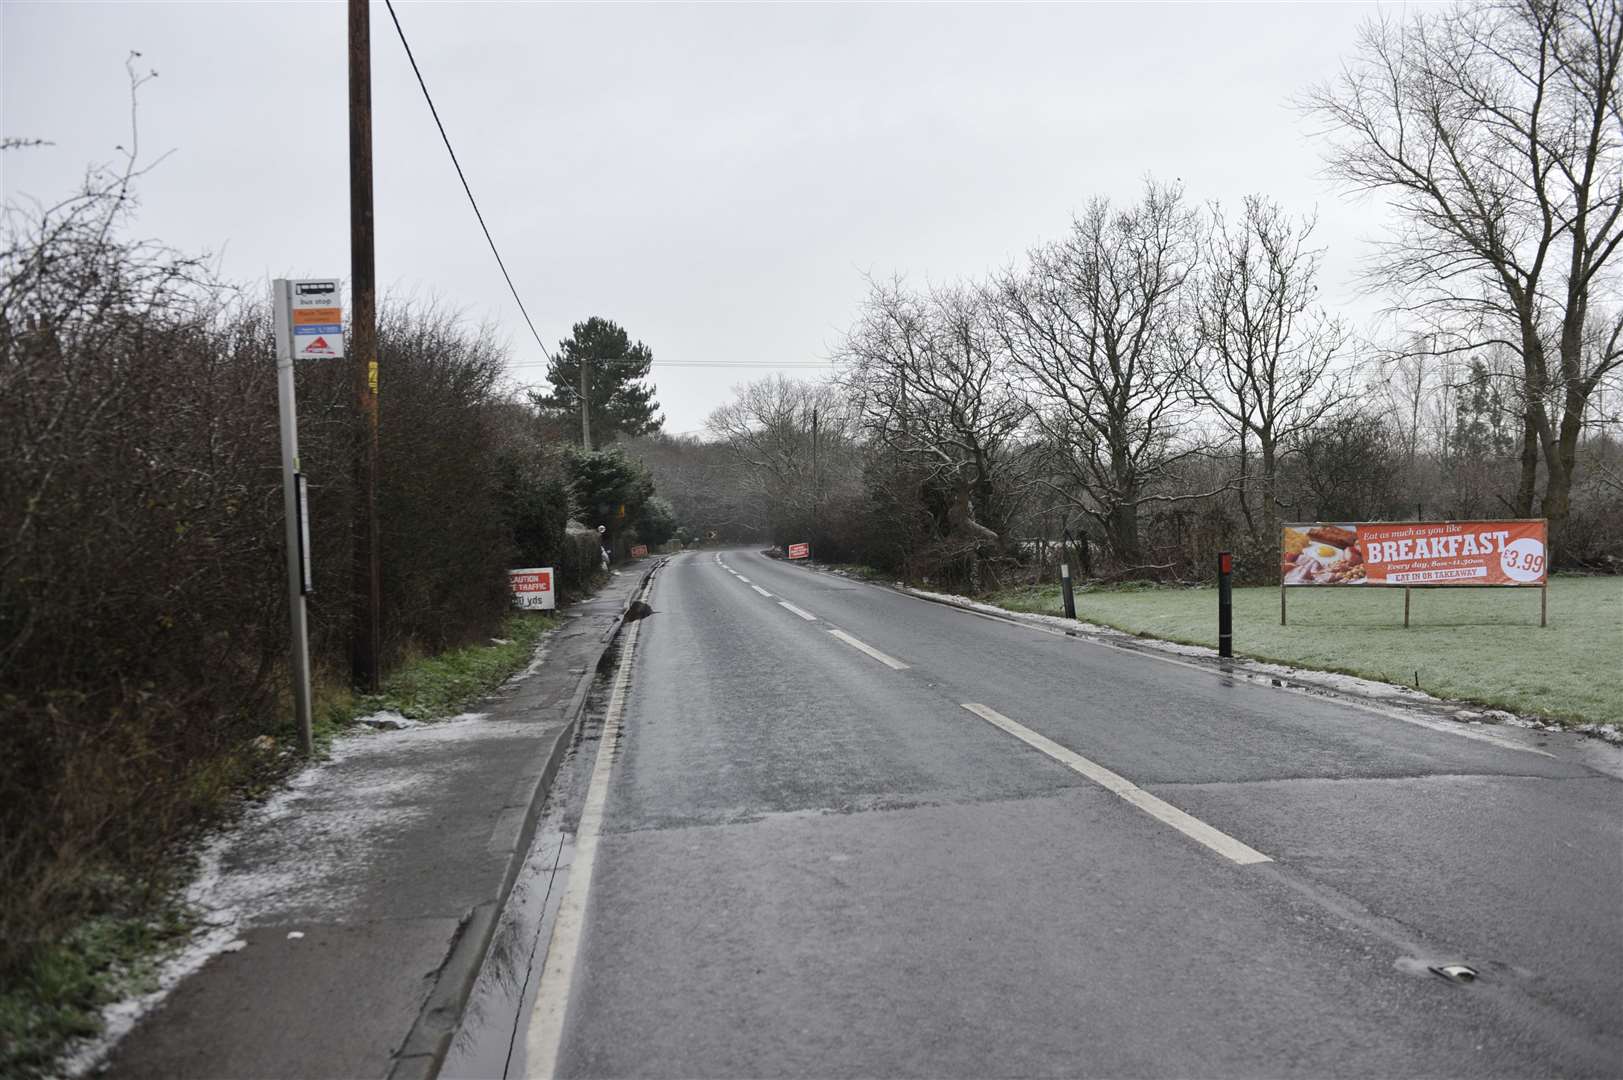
[532,317,663,445]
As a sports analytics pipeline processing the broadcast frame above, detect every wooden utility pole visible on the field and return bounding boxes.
[349,0,381,692]
[811,405,819,517]
[579,355,592,450]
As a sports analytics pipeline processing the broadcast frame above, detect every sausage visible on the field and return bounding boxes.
[1307,525,1358,549]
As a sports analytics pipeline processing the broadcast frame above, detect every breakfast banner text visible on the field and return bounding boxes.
[1281,521,1548,586]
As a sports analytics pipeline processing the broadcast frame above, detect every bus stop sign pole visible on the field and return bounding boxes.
[273,278,332,756]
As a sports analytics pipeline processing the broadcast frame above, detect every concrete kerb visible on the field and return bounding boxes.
[387,559,664,1080]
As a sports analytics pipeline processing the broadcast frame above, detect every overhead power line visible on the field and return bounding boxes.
[502,359,839,369]
[382,0,555,364]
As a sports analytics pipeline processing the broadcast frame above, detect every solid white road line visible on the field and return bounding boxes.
[751,585,773,598]
[828,629,909,670]
[524,618,642,1078]
[959,703,1272,866]
[778,601,818,621]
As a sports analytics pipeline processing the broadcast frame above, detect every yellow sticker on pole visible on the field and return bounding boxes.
[368,360,378,395]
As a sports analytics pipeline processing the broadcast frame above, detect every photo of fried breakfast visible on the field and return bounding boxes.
[1281,524,1367,584]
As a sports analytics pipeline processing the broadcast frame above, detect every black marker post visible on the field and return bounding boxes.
[1218,551,1234,659]
[1060,529,1078,620]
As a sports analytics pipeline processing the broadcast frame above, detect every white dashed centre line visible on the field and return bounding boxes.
[828,629,909,670]
[736,576,751,583]
[959,703,1271,866]
[778,601,817,621]
[751,585,773,598]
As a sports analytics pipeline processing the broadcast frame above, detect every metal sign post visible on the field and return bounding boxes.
[273,278,344,756]
[1217,551,1234,659]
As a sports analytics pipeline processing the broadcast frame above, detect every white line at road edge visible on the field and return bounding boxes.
[960,703,1272,866]
[829,629,909,670]
[524,615,643,1077]
[778,601,818,621]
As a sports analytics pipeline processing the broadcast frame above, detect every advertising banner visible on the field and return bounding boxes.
[509,567,556,610]
[1282,521,1547,586]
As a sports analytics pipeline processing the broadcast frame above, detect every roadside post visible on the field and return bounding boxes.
[1060,529,1077,620]
[1217,551,1234,659]
[273,277,344,756]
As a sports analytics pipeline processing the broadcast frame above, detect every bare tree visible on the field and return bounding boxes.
[1184,196,1351,544]
[992,180,1204,566]
[1305,0,1623,544]
[705,375,855,541]
[840,277,1030,566]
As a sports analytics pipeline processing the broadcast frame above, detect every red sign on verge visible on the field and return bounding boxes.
[788,542,809,560]
[509,567,555,610]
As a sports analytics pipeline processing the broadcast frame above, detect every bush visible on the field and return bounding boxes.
[0,170,582,989]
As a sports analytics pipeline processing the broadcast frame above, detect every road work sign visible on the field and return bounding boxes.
[788,543,809,560]
[288,279,345,361]
[510,567,556,610]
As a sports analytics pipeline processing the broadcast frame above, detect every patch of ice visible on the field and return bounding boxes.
[505,634,553,685]
[356,710,418,731]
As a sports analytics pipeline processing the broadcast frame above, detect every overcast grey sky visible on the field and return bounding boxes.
[4,1,1394,433]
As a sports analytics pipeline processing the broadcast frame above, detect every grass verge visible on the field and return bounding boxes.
[0,903,191,1079]
[988,575,1622,727]
[1,610,560,1079]
[313,611,559,739]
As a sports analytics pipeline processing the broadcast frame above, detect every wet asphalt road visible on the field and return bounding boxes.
[541,549,1623,1078]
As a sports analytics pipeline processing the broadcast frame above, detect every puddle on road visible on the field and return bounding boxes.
[441,824,575,1080]
[441,670,618,1080]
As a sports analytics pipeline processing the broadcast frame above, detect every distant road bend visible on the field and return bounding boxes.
[524,548,1623,1079]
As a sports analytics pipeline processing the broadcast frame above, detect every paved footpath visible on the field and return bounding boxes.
[102,568,651,1080]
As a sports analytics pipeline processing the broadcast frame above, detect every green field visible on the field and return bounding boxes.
[989,576,1623,727]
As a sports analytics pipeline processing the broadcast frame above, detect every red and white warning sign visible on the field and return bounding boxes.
[509,567,555,610]
[787,542,810,560]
